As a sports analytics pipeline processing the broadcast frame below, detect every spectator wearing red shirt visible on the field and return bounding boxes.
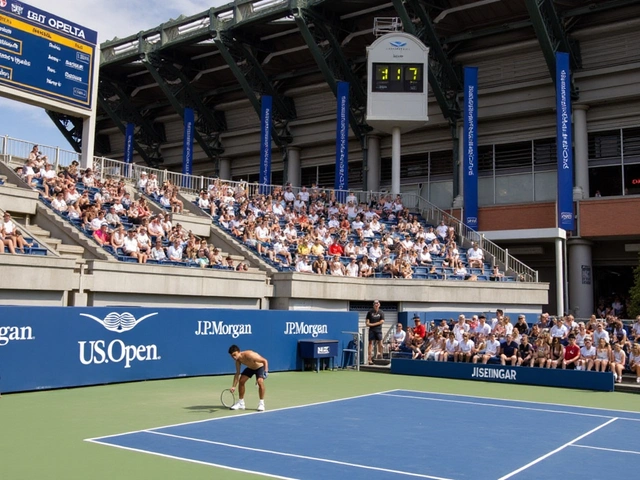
[412,315,426,339]
[328,241,344,257]
[562,334,581,370]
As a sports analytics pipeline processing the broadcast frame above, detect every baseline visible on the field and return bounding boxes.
[385,389,640,421]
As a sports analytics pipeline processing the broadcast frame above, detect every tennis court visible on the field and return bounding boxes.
[2,372,639,480]
[86,389,640,480]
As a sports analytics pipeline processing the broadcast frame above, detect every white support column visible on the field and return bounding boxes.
[391,127,401,195]
[218,158,231,180]
[555,237,565,316]
[367,135,381,193]
[81,116,96,170]
[568,238,594,318]
[287,147,301,187]
[573,105,589,199]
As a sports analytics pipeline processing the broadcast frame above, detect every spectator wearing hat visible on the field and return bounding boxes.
[92,223,111,246]
[413,315,426,340]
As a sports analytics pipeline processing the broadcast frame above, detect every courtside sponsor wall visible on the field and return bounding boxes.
[391,358,614,392]
[0,307,357,393]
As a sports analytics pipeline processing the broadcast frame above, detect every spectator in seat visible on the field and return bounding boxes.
[167,239,184,262]
[629,343,640,383]
[610,342,626,383]
[92,223,111,246]
[593,337,611,372]
[110,224,125,250]
[467,243,484,269]
[517,334,534,367]
[390,323,406,352]
[137,172,148,191]
[412,316,426,340]
[534,337,550,368]
[593,322,610,345]
[123,229,148,263]
[312,254,328,275]
[514,315,529,335]
[1,212,31,253]
[578,337,596,371]
[561,334,580,370]
[295,255,313,273]
[150,240,167,262]
[548,336,564,369]
[500,333,519,366]
[0,222,17,254]
[456,332,475,363]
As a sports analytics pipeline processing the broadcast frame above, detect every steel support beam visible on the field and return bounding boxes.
[392,0,462,127]
[525,0,581,99]
[143,53,226,165]
[212,29,296,149]
[97,78,165,167]
[293,7,370,144]
[45,111,111,155]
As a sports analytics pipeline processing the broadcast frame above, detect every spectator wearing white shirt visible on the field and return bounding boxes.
[137,172,148,191]
[467,243,484,269]
[345,257,359,277]
[550,318,568,340]
[123,230,148,263]
[592,322,610,345]
[295,255,313,273]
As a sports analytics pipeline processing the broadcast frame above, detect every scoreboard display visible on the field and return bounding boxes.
[0,0,97,110]
[372,63,424,93]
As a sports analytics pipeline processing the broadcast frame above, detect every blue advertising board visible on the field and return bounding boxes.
[391,358,614,392]
[0,1,97,109]
[463,67,479,230]
[555,52,575,231]
[335,81,349,202]
[0,307,357,394]
[259,95,272,194]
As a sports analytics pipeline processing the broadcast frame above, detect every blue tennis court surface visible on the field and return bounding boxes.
[86,390,640,479]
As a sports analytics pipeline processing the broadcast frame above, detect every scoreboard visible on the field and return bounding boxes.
[366,33,429,134]
[0,0,97,110]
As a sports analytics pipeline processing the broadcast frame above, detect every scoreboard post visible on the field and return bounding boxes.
[366,33,429,194]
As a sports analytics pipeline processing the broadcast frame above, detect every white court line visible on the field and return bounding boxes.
[497,417,618,480]
[84,438,297,480]
[85,390,397,442]
[145,430,453,480]
[378,393,637,421]
[390,388,640,417]
[571,444,640,456]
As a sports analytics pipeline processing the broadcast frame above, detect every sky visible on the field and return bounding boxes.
[0,0,230,152]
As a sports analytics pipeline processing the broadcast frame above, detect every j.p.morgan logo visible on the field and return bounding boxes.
[78,312,160,369]
[195,320,252,338]
[0,325,34,346]
[284,322,328,338]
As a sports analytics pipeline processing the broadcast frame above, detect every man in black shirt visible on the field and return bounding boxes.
[366,300,385,364]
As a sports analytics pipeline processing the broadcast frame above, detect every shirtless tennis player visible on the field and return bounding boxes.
[228,344,269,411]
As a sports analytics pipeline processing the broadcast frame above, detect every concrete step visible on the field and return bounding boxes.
[56,243,86,259]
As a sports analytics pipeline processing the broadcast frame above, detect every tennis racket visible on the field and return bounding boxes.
[220,388,236,408]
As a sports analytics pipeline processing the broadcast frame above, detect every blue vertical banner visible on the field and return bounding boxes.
[124,122,135,177]
[335,81,349,203]
[182,108,195,188]
[260,95,273,194]
[556,52,575,230]
[463,67,479,230]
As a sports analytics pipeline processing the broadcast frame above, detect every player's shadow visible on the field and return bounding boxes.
[184,405,220,413]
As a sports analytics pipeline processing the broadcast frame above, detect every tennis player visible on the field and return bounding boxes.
[228,344,269,411]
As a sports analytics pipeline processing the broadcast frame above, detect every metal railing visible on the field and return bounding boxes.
[1,134,538,281]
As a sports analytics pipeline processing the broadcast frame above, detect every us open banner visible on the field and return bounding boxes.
[556,52,575,231]
[0,307,357,393]
[182,107,194,177]
[335,81,349,203]
[260,95,273,194]
[463,67,479,230]
[124,122,134,171]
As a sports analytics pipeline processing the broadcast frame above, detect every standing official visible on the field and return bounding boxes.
[366,300,385,364]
